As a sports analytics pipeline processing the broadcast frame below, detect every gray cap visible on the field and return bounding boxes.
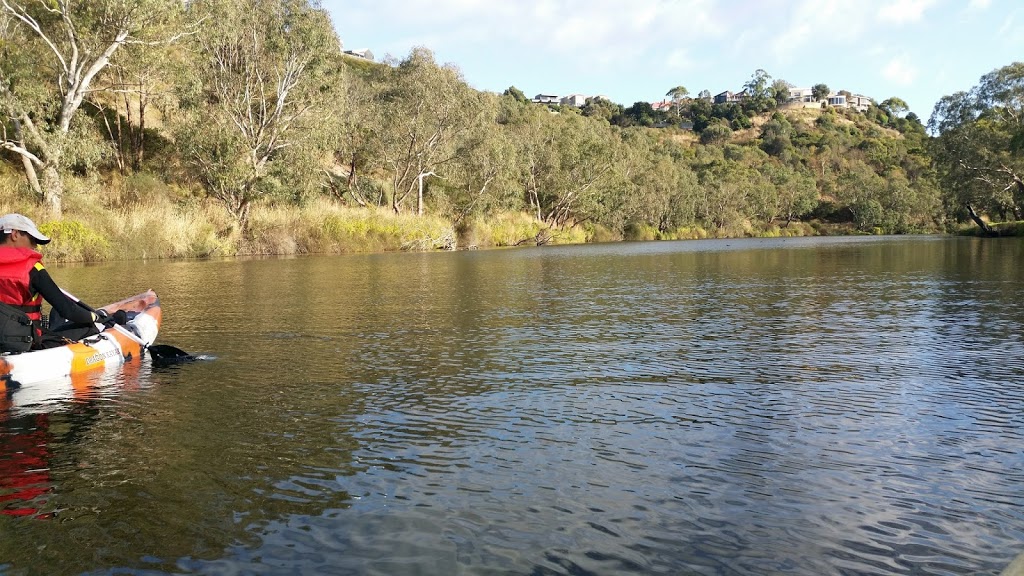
[0,213,51,244]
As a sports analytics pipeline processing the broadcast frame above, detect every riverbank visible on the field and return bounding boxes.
[0,172,924,263]
[15,170,1007,263]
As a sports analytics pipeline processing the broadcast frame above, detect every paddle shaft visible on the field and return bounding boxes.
[57,288,150,346]
[59,289,193,362]
[59,288,100,316]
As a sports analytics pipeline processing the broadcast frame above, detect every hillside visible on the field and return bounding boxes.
[0,2,946,262]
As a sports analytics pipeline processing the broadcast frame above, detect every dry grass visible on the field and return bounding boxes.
[462,212,587,247]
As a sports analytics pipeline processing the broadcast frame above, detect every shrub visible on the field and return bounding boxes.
[37,220,111,262]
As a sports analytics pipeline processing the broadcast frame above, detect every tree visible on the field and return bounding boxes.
[326,65,383,207]
[617,101,660,127]
[700,120,732,145]
[770,79,793,106]
[438,93,520,224]
[516,109,619,230]
[616,132,700,235]
[760,115,794,160]
[761,163,818,224]
[929,62,1024,231]
[580,97,623,123]
[665,85,689,118]
[812,83,831,102]
[880,97,909,118]
[93,16,188,175]
[0,0,187,213]
[742,68,774,113]
[375,47,482,215]
[176,0,341,229]
[503,85,528,103]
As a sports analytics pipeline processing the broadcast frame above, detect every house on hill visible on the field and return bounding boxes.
[786,87,873,112]
[789,87,816,103]
[533,94,560,105]
[343,49,374,61]
[714,90,746,104]
[561,94,586,107]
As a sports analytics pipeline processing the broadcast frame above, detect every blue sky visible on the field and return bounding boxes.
[325,0,1020,119]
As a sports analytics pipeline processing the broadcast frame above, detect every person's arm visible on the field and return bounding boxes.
[28,265,97,325]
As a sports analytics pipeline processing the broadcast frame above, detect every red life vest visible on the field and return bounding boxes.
[0,246,44,321]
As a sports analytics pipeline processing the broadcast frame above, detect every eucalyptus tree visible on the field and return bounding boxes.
[93,17,189,175]
[503,85,528,104]
[327,64,383,207]
[929,62,1024,230]
[770,79,793,106]
[615,129,699,235]
[514,107,620,230]
[666,85,689,119]
[374,47,482,215]
[580,96,622,123]
[880,97,909,118]
[760,162,818,225]
[693,145,762,230]
[0,0,187,213]
[175,0,341,230]
[742,68,775,113]
[440,93,520,224]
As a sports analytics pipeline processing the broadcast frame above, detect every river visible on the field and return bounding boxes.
[1,236,1022,575]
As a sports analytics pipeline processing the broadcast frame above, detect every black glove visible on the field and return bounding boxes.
[101,310,128,327]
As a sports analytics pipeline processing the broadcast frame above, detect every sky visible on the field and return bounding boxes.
[324,0,1021,119]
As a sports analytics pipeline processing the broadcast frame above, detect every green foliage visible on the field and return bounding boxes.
[175,0,341,229]
[581,97,623,123]
[503,86,529,103]
[37,220,111,262]
[770,79,793,106]
[929,62,1024,228]
[0,1,963,260]
[700,121,733,145]
[742,69,776,113]
[616,101,664,127]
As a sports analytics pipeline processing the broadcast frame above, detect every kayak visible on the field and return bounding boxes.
[0,290,161,391]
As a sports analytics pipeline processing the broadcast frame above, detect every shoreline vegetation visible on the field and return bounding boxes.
[0,163,1016,263]
[1,2,1021,263]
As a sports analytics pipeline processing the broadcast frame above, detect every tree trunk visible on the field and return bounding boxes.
[135,79,147,171]
[965,203,994,235]
[11,120,43,198]
[235,198,251,234]
[40,165,63,215]
[20,154,42,198]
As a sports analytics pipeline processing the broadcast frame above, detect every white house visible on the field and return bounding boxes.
[343,49,374,61]
[560,94,587,107]
[788,87,816,103]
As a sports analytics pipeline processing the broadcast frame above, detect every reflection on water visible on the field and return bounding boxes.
[1,236,1023,575]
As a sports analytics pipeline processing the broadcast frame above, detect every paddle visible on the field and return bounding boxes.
[59,289,195,365]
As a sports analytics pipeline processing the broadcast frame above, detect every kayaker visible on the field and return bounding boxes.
[0,213,126,349]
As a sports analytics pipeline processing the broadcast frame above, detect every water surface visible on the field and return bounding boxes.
[1,236,1022,575]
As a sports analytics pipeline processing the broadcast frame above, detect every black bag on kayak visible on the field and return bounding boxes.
[0,302,34,353]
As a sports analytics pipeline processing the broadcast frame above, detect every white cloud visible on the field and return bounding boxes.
[968,0,991,11]
[882,55,919,85]
[877,0,938,24]
[665,48,694,72]
[333,0,726,71]
[771,0,872,61]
